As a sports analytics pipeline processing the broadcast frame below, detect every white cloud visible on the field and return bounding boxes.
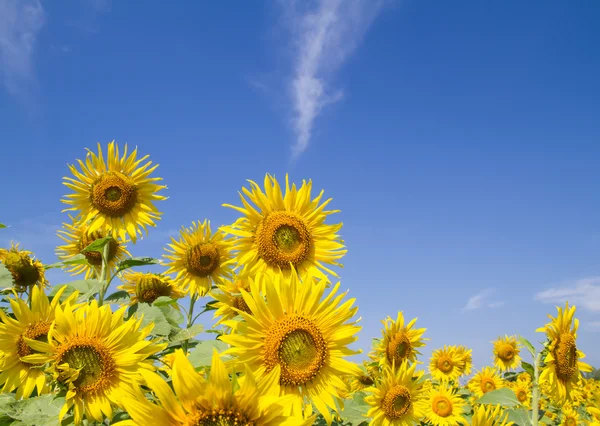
[534,276,600,313]
[462,288,504,312]
[0,0,45,97]
[282,0,384,157]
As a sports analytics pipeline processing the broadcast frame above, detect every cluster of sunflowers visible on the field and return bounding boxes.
[0,141,599,426]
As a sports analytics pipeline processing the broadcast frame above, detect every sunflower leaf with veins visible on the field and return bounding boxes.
[474,388,520,407]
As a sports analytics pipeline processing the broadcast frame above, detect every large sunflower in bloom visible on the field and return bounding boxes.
[536,301,592,403]
[22,301,166,425]
[0,286,77,399]
[429,346,465,382]
[118,271,184,305]
[56,216,130,279]
[492,335,521,372]
[163,220,234,297]
[467,366,505,398]
[418,384,468,426]
[220,270,362,423]
[121,349,313,426]
[0,242,48,292]
[61,141,166,242]
[222,174,346,280]
[364,362,426,426]
[374,311,427,370]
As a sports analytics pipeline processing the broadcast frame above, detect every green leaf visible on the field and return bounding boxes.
[506,408,532,426]
[44,254,89,270]
[338,391,370,425]
[474,388,519,407]
[518,336,536,358]
[50,280,102,302]
[0,394,65,426]
[153,296,178,307]
[0,263,14,290]
[105,290,130,304]
[135,303,172,336]
[158,304,184,327]
[0,223,7,229]
[116,257,159,273]
[80,236,113,254]
[170,324,204,343]
[521,361,535,379]
[188,340,230,368]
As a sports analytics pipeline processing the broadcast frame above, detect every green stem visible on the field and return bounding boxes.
[531,351,543,426]
[182,294,198,355]
[97,243,111,306]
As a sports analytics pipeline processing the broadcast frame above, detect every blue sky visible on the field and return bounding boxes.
[1,0,600,373]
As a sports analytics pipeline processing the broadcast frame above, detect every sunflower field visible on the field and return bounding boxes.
[1,141,599,426]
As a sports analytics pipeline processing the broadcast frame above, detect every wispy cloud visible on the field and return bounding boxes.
[462,288,504,312]
[534,276,600,312]
[0,0,45,97]
[281,0,384,157]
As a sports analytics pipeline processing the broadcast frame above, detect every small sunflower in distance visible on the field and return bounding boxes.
[492,335,521,372]
[22,301,166,425]
[536,301,592,403]
[429,346,465,382]
[375,311,427,370]
[210,276,253,326]
[508,381,531,408]
[455,345,473,377]
[0,242,48,292]
[222,174,346,280]
[56,217,130,279]
[220,270,362,424]
[364,362,425,426]
[118,271,184,305]
[560,404,580,426]
[418,384,468,426]
[467,366,505,398]
[61,141,166,242]
[345,365,377,394]
[516,371,531,385]
[163,220,233,297]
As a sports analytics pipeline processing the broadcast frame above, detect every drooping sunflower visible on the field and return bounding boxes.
[222,174,346,280]
[508,381,532,408]
[467,366,505,398]
[455,345,473,377]
[559,404,580,426]
[0,242,48,292]
[471,405,513,426]
[492,335,521,372]
[375,311,427,370]
[56,216,130,279]
[61,141,166,243]
[118,271,184,305]
[22,301,166,425]
[536,301,593,403]
[121,349,314,426]
[429,346,465,382]
[0,285,77,399]
[163,220,234,297]
[418,384,468,426]
[220,270,362,424]
[364,361,426,426]
[210,276,253,326]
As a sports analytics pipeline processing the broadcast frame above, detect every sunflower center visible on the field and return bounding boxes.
[232,296,252,315]
[2,251,40,290]
[498,343,515,361]
[255,212,311,269]
[387,331,412,366]
[185,243,220,277]
[135,275,172,304]
[555,333,578,381]
[91,173,138,218]
[263,316,327,386]
[481,378,496,394]
[192,410,252,426]
[432,395,453,417]
[17,321,52,359]
[382,385,412,419]
[437,356,454,373]
[358,375,374,386]
[57,340,115,392]
[516,388,528,402]
[77,232,118,266]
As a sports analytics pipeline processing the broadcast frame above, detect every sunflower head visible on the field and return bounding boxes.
[468,366,505,398]
[560,404,580,426]
[0,242,48,292]
[118,271,184,305]
[163,219,234,297]
[429,346,465,382]
[61,141,166,242]
[418,383,468,426]
[376,311,427,370]
[517,371,531,384]
[455,345,473,377]
[210,276,253,326]
[492,335,521,372]
[509,381,532,408]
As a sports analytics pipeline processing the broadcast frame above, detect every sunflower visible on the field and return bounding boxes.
[560,404,580,426]
[345,365,377,394]
[508,381,531,408]
[418,383,468,426]
[210,276,253,326]
[471,405,513,426]
[120,349,313,426]
[455,345,473,377]
[220,270,362,424]
[364,362,426,426]
[117,271,184,305]
[0,242,48,292]
[492,335,521,372]
[222,174,346,280]
[536,301,593,403]
[61,141,166,243]
[468,366,505,398]
[374,311,427,370]
[0,286,77,399]
[22,301,166,425]
[56,216,130,279]
[163,220,234,297]
[516,371,531,385]
[429,346,465,382]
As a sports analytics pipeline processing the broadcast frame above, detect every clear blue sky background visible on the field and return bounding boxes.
[1,0,600,373]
